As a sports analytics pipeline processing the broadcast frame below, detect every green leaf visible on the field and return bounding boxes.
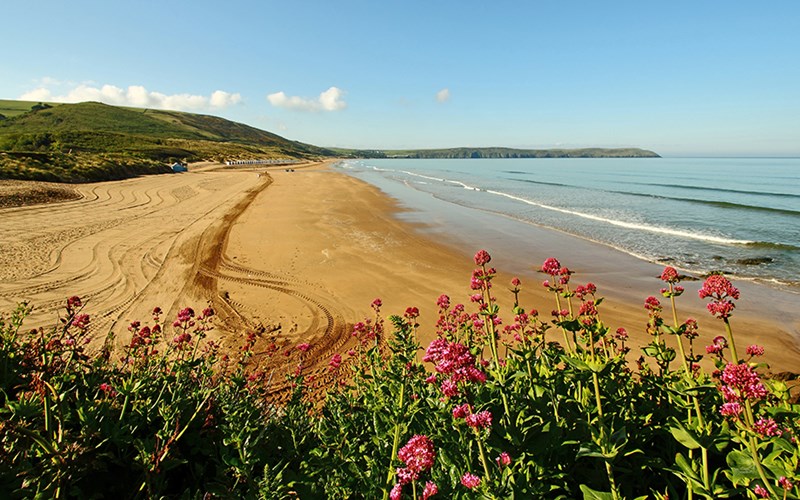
[579,484,615,500]
[562,355,592,372]
[726,449,759,482]
[669,419,701,450]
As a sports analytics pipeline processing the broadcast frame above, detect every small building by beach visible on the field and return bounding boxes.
[171,162,188,173]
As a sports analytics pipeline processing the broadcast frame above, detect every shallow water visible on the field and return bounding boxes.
[336,158,800,292]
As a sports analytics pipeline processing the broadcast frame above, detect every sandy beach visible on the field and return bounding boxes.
[1,160,797,376]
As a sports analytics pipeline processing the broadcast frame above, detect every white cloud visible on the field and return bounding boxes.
[19,87,53,102]
[436,88,451,103]
[267,86,347,112]
[209,90,242,108]
[18,82,242,111]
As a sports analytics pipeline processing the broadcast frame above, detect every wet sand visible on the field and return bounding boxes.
[1,160,797,376]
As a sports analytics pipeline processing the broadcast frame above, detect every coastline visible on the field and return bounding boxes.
[1,160,796,375]
[229,161,799,374]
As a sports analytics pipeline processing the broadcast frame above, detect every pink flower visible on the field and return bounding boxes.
[397,435,436,478]
[753,484,769,498]
[511,277,521,287]
[575,283,597,299]
[578,300,598,317]
[465,410,492,430]
[98,383,117,398]
[173,332,192,347]
[461,472,481,489]
[660,266,679,283]
[328,353,342,371]
[699,274,740,300]
[424,338,486,390]
[422,481,438,499]
[644,296,662,311]
[177,307,195,322]
[615,327,628,341]
[721,362,768,401]
[496,451,512,467]
[719,402,743,417]
[541,257,561,275]
[436,294,450,309]
[297,343,311,352]
[71,313,90,330]
[699,275,740,319]
[474,249,492,266]
[390,483,402,500]
[753,417,781,437]
[404,307,420,320]
[779,477,794,491]
[706,335,727,355]
[441,379,459,397]
[452,403,472,419]
[746,344,765,357]
[371,298,383,309]
[67,295,82,310]
[706,300,735,319]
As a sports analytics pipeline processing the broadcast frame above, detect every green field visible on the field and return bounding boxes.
[0,100,336,182]
[0,100,64,119]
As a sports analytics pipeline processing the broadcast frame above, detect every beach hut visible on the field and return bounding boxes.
[171,162,188,173]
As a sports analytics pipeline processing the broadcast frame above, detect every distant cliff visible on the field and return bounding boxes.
[380,147,660,159]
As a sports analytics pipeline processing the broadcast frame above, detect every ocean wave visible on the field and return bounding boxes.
[744,241,800,251]
[483,189,759,245]
[367,165,800,250]
[623,181,800,199]
[509,177,800,217]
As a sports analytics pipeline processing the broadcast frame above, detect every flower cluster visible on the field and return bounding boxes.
[719,362,768,408]
[391,435,438,499]
[423,338,486,397]
[698,274,739,319]
[465,410,493,430]
[461,472,481,489]
[752,417,781,438]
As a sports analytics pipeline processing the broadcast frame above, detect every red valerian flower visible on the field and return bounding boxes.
[461,472,481,489]
[474,249,491,266]
[465,410,493,430]
[422,481,438,499]
[540,257,561,275]
[496,451,512,467]
[396,435,436,484]
[660,266,679,283]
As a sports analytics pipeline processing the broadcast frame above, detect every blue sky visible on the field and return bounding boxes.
[2,1,799,156]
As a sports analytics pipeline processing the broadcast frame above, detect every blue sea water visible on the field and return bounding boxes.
[335,158,800,291]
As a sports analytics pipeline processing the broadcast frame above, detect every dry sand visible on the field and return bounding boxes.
[1,160,797,378]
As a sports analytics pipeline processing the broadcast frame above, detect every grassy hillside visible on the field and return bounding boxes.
[0,100,335,182]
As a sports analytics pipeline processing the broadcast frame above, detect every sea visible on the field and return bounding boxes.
[335,158,800,293]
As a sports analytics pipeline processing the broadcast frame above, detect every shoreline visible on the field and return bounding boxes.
[228,161,799,374]
[1,160,797,375]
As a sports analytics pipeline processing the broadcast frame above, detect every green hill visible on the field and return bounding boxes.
[333,146,660,159]
[0,100,335,182]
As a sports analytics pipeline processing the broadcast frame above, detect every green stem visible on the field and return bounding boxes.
[554,294,574,354]
[383,383,406,499]
[476,434,492,481]
[723,318,739,362]
[668,290,692,378]
[742,399,777,497]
